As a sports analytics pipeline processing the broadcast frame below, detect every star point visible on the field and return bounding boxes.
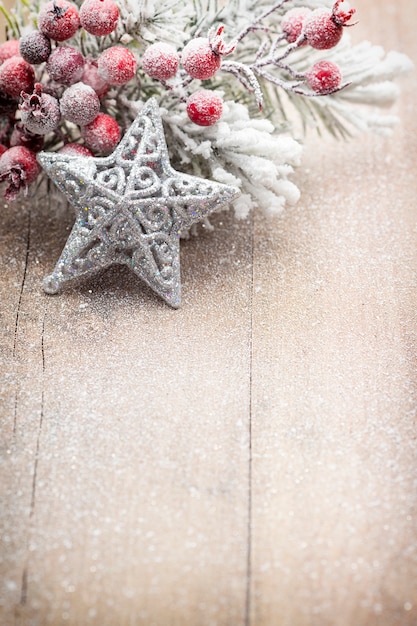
[38,98,240,307]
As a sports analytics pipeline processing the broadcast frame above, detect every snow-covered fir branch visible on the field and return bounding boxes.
[0,0,413,214]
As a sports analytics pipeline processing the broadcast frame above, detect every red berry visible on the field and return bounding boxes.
[19,31,52,65]
[0,56,35,98]
[82,113,120,155]
[60,82,100,125]
[97,46,137,85]
[0,40,20,63]
[38,0,81,42]
[80,0,119,36]
[0,146,41,200]
[304,1,355,50]
[186,90,223,126]
[0,144,7,156]
[59,143,93,156]
[142,42,179,81]
[181,37,221,80]
[81,58,109,97]
[281,8,311,43]
[46,45,84,85]
[19,83,61,135]
[181,26,235,81]
[306,60,342,93]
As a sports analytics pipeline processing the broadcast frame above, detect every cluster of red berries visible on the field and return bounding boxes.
[0,3,231,200]
[141,25,236,127]
[281,0,356,94]
[0,0,355,201]
[0,0,136,200]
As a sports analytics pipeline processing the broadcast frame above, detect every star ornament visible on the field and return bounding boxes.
[38,98,240,308]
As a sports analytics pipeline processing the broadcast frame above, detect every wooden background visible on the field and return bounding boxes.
[1,1,417,624]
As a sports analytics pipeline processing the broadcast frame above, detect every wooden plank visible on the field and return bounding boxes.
[0,200,48,623]
[1,0,417,624]
[249,0,417,624]
[1,199,253,624]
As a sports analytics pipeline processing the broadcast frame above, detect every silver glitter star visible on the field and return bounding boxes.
[38,98,240,307]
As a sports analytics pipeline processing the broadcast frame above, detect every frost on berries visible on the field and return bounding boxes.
[142,43,179,81]
[181,37,221,80]
[304,0,356,50]
[306,60,342,94]
[0,40,20,63]
[281,8,311,44]
[182,25,236,80]
[20,83,61,134]
[97,46,137,85]
[60,82,100,125]
[46,46,85,85]
[0,57,35,99]
[59,143,93,156]
[19,31,52,65]
[81,59,109,97]
[186,90,223,126]
[0,146,41,200]
[38,0,81,42]
[82,113,121,154]
[80,0,119,36]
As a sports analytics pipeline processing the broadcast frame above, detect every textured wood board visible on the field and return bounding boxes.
[1,200,253,625]
[1,1,417,625]
[249,3,417,624]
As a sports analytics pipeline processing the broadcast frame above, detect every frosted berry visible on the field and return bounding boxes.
[306,60,342,93]
[97,46,137,85]
[182,25,235,80]
[10,124,45,152]
[186,90,223,126]
[81,58,109,97]
[0,146,41,201]
[19,83,61,135]
[38,0,81,42]
[19,31,52,65]
[60,82,100,125]
[142,42,179,81]
[82,113,120,155]
[80,0,119,36]
[59,143,93,156]
[304,0,356,50]
[0,40,20,63]
[281,8,311,44]
[0,56,35,98]
[46,45,84,85]
[182,38,221,80]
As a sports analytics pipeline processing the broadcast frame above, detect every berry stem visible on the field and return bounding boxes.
[268,33,289,59]
[221,61,263,109]
[234,0,290,44]
[254,40,269,63]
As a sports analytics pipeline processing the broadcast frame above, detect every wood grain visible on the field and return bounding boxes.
[249,3,417,624]
[1,1,417,625]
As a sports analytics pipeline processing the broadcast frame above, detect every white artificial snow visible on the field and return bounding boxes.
[163,100,303,217]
